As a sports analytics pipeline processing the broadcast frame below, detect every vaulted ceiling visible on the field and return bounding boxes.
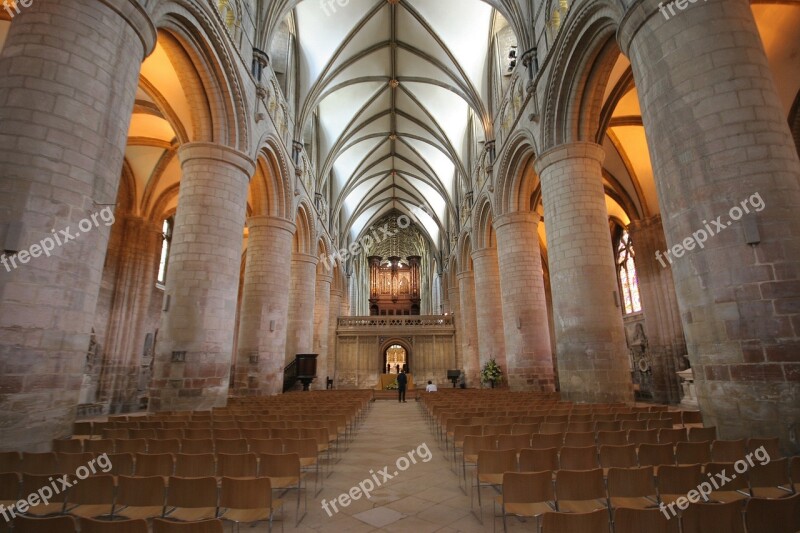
[287,0,513,249]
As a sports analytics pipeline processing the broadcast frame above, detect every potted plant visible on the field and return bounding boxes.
[480,359,502,388]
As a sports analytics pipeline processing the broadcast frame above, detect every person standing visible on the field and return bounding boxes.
[397,370,408,403]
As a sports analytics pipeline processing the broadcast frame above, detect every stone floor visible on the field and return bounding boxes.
[288,398,528,532]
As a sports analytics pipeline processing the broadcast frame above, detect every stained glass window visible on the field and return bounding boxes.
[157,217,173,287]
[617,229,642,314]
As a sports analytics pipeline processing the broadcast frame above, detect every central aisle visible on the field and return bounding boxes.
[297,398,482,532]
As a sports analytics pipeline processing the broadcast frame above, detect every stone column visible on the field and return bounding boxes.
[311,270,332,390]
[0,0,155,450]
[448,285,463,371]
[619,0,800,450]
[535,142,633,403]
[457,271,480,386]
[328,287,344,381]
[628,215,686,403]
[150,143,254,411]
[98,215,162,412]
[286,253,318,362]
[234,216,295,396]
[471,246,508,377]
[495,212,556,391]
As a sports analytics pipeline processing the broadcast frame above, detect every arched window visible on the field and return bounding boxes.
[157,217,174,287]
[616,229,642,314]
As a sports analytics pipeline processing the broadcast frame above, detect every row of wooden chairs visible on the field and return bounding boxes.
[495,493,800,533]
[7,516,224,533]
[470,455,799,524]
[1,468,303,529]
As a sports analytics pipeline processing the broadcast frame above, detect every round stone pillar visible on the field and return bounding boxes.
[0,0,155,450]
[495,212,555,391]
[619,0,800,450]
[471,246,508,377]
[457,271,480,387]
[286,253,318,362]
[311,270,332,390]
[150,143,254,412]
[327,287,344,382]
[535,142,633,403]
[98,215,162,412]
[234,216,295,396]
[448,285,463,371]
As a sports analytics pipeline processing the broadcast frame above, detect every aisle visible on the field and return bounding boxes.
[296,399,482,532]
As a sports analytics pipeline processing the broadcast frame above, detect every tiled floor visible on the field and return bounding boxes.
[289,399,524,532]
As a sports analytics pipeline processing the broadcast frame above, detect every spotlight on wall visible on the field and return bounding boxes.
[516,317,521,330]
[269,320,276,332]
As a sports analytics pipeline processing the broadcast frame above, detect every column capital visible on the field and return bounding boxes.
[291,252,319,266]
[627,214,663,234]
[99,0,157,57]
[178,142,256,177]
[246,215,296,235]
[494,210,541,231]
[471,246,498,261]
[617,0,663,58]
[456,270,474,281]
[534,142,605,176]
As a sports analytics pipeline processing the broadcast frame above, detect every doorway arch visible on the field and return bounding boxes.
[380,338,413,374]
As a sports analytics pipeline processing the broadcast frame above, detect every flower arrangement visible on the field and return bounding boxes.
[480,359,502,387]
[385,379,399,390]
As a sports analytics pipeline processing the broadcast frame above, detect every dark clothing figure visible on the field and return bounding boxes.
[397,371,408,403]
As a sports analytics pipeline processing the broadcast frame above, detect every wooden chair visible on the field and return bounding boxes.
[180,439,214,455]
[597,430,628,446]
[216,453,258,479]
[134,453,175,478]
[282,439,320,495]
[559,446,598,470]
[496,471,554,533]
[599,444,637,476]
[744,493,800,533]
[164,476,218,521]
[675,441,711,466]
[129,429,157,440]
[749,457,793,499]
[214,438,248,455]
[563,432,595,448]
[540,509,610,533]
[638,443,676,472]
[21,474,69,516]
[20,453,58,475]
[688,426,717,442]
[531,433,564,450]
[12,515,76,533]
[56,453,95,474]
[219,476,282,533]
[64,474,115,519]
[519,447,559,474]
[711,439,747,463]
[658,428,688,445]
[79,517,147,533]
[184,428,214,440]
[680,500,745,533]
[105,453,134,476]
[84,440,114,455]
[461,435,497,493]
[257,453,305,526]
[0,472,20,510]
[114,439,147,454]
[113,476,165,520]
[156,429,185,440]
[152,518,224,533]
[607,466,658,510]
[0,452,20,473]
[473,449,518,524]
[613,507,679,533]
[657,464,704,505]
[174,453,216,478]
[703,462,750,503]
[628,429,659,447]
[496,433,531,455]
[248,439,284,455]
[554,468,608,513]
[747,437,782,459]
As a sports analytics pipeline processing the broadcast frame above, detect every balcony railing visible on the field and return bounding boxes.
[338,315,455,328]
